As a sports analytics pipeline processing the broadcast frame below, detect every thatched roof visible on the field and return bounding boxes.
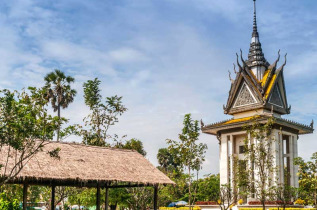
[1,141,174,187]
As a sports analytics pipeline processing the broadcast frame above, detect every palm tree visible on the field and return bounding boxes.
[44,69,77,141]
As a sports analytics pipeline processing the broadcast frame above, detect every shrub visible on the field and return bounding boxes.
[248,201,293,205]
[195,201,218,205]
[159,207,201,210]
[0,198,21,210]
[294,198,305,205]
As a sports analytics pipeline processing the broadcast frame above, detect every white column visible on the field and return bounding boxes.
[273,130,280,184]
[293,135,299,188]
[230,135,235,188]
[220,134,229,185]
[247,133,254,200]
[289,136,295,187]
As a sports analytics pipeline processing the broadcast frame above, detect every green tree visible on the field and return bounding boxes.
[108,188,130,209]
[126,187,153,210]
[166,114,207,209]
[0,185,23,208]
[0,88,60,187]
[156,148,184,205]
[44,69,77,141]
[121,139,153,210]
[68,188,97,208]
[70,79,128,209]
[80,78,127,146]
[193,174,220,202]
[0,190,20,210]
[157,148,181,174]
[294,152,317,207]
[114,138,147,156]
[235,158,248,200]
[38,186,77,209]
[157,147,187,206]
[270,184,298,210]
[242,117,275,210]
[158,172,188,207]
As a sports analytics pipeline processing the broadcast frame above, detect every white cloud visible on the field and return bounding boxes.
[0,0,316,177]
[109,48,148,63]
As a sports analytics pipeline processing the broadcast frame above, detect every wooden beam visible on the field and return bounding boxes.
[105,187,109,210]
[154,185,158,210]
[23,183,28,210]
[51,185,55,210]
[96,184,101,210]
[8,179,167,189]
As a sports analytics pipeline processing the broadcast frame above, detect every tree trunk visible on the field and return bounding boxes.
[188,166,191,210]
[57,105,61,141]
[314,186,317,207]
[192,170,199,206]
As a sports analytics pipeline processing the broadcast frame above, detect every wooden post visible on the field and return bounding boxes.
[105,187,109,210]
[154,185,158,210]
[96,184,101,210]
[51,185,55,210]
[23,183,28,210]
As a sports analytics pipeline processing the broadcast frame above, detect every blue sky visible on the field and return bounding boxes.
[1,0,317,176]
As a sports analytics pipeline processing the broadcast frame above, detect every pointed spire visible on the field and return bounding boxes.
[252,0,259,39]
[247,0,269,80]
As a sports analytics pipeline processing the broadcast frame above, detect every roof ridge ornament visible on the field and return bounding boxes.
[233,63,237,74]
[200,119,205,128]
[283,53,287,66]
[240,49,247,67]
[228,70,235,84]
[268,50,281,70]
[236,53,242,70]
[276,53,288,72]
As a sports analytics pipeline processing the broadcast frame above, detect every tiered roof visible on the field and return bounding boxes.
[202,0,313,136]
[224,50,289,115]
[223,0,290,115]
[202,114,313,136]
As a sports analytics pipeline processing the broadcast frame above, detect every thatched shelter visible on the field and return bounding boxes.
[1,141,174,210]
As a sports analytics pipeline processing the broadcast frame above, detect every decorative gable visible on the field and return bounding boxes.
[233,83,257,108]
[224,50,290,115]
[269,84,283,108]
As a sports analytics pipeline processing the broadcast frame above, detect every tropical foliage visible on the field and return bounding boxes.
[44,69,77,141]
[79,78,127,146]
[193,174,220,202]
[0,87,61,187]
[166,114,207,208]
[2,69,316,210]
[294,152,317,207]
